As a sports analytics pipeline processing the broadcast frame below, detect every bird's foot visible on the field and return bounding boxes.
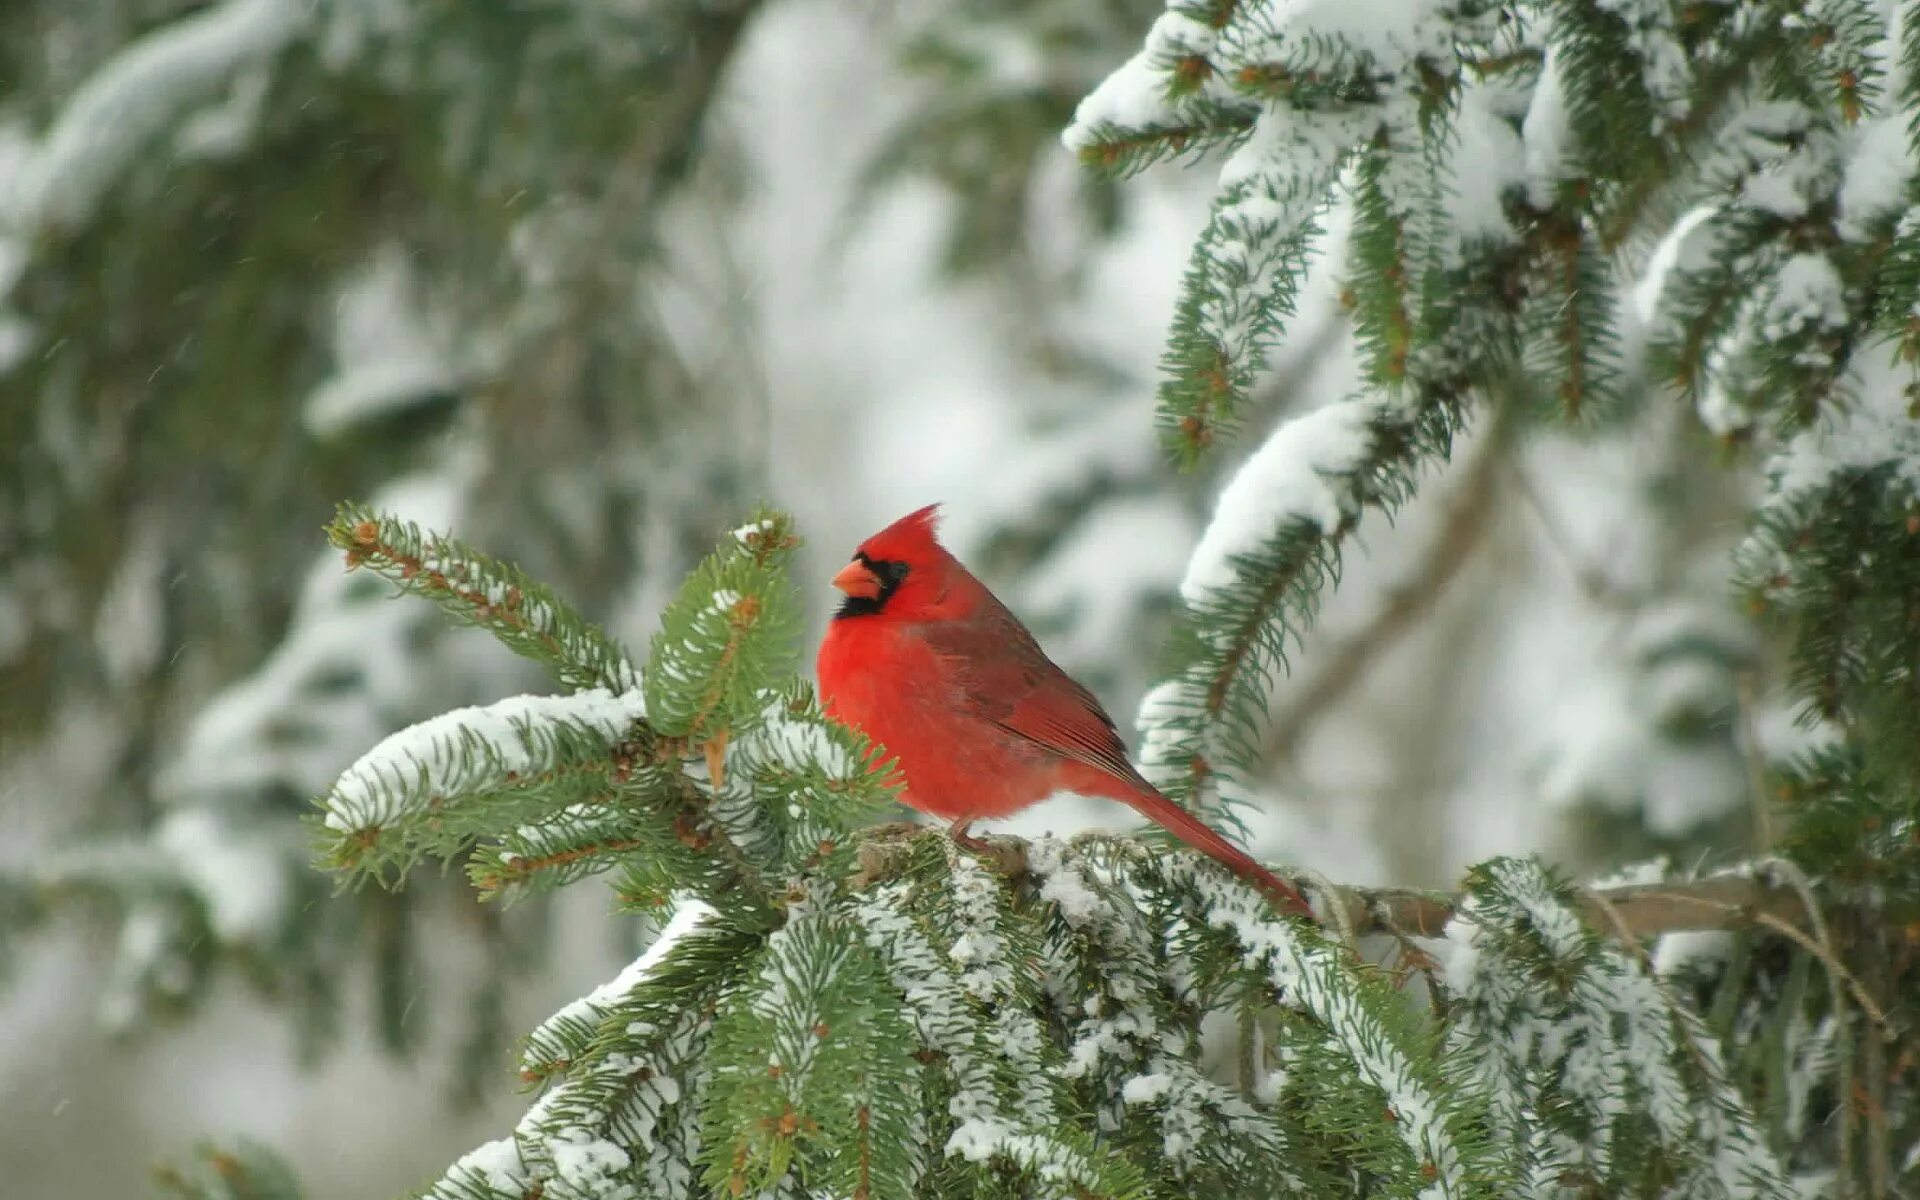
[946,819,991,853]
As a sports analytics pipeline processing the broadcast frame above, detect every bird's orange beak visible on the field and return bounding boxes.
[832,559,883,599]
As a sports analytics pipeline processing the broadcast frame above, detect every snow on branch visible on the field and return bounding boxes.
[1442,857,1791,1197]
[1067,0,1505,458]
[316,687,650,880]
[419,811,1832,1200]
[1027,840,1295,1189]
[428,906,749,1200]
[702,898,926,1199]
[846,840,1152,1197]
[1144,856,1480,1199]
[1155,124,1354,463]
[849,826,1824,944]
[1077,0,1919,867]
[520,899,717,1080]
[1179,397,1379,601]
[1136,387,1458,821]
[312,509,892,919]
[2,0,310,234]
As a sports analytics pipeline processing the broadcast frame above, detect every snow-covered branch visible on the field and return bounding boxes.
[3,0,309,234]
[850,825,1825,943]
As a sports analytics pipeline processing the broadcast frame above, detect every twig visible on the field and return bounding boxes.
[1509,457,1637,609]
[1761,857,1885,1029]
[1736,671,1774,851]
[1857,907,1893,1197]
[1604,866,1888,1031]
[1297,865,1359,953]
[1266,425,1502,761]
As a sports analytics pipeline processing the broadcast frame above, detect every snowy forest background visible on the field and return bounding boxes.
[1,0,1914,1197]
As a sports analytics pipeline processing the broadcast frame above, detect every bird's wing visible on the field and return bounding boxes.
[918,600,1144,787]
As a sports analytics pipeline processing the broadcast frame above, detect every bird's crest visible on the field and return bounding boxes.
[856,503,946,565]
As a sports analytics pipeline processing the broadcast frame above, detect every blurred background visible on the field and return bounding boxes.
[0,1,1800,1194]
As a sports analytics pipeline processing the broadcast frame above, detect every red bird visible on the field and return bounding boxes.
[816,504,1309,915]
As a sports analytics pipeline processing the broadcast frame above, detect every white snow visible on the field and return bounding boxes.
[1652,929,1735,977]
[1688,101,1839,222]
[1630,204,1717,328]
[945,854,1015,1002]
[546,1131,632,1190]
[1132,672,1222,801]
[174,66,271,160]
[2,0,311,233]
[1759,348,1920,513]
[321,686,649,833]
[1521,49,1573,208]
[1181,397,1380,601]
[1760,253,1847,342]
[524,900,716,1069]
[304,247,459,438]
[155,808,290,945]
[449,1138,528,1192]
[1029,837,1104,924]
[1443,84,1524,256]
[1695,101,1816,193]
[1696,285,1767,437]
[730,518,777,545]
[0,312,34,377]
[1061,47,1178,154]
[1120,1073,1175,1113]
[1836,114,1917,241]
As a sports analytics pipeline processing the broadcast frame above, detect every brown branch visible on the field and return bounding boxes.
[473,836,649,892]
[851,826,1817,942]
[1509,458,1637,608]
[1073,119,1253,174]
[1265,425,1502,762]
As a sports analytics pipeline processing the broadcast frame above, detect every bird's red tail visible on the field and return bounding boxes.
[1121,786,1312,916]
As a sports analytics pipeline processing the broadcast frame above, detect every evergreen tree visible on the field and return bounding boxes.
[0,0,761,1085]
[7,0,1920,1195]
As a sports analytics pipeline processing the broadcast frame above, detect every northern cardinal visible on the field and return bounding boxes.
[816,504,1310,916]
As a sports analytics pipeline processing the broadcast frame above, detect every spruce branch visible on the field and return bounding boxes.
[1448,857,1793,1195]
[153,1138,306,1200]
[701,905,925,1200]
[1025,838,1297,1193]
[643,508,803,744]
[1142,853,1492,1195]
[312,689,653,886]
[853,873,1147,1199]
[327,503,641,694]
[850,826,1830,944]
[1155,142,1347,463]
[1069,116,1260,178]
[312,510,855,924]
[1140,379,1468,823]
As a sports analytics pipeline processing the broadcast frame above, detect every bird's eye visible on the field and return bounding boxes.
[870,558,909,589]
